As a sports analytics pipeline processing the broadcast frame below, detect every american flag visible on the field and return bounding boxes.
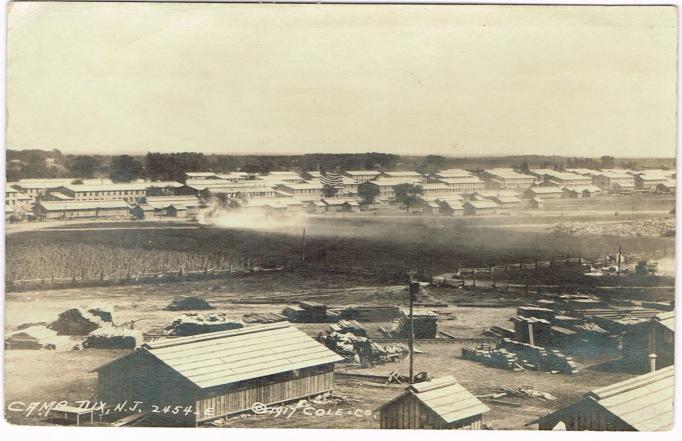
[320,170,343,188]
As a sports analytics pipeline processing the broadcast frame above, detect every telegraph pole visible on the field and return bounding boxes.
[408,275,419,384]
[301,228,306,265]
[616,245,622,286]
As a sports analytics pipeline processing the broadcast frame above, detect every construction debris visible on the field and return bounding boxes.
[48,308,107,335]
[5,325,73,350]
[481,386,558,401]
[319,324,409,366]
[165,296,214,311]
[164,313,244,336]
[385,371,431,384]
[83,327,142,349]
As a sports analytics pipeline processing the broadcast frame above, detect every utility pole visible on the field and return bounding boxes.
[301,228,306,265]
[616,245,622,286]
[408,275,419,384]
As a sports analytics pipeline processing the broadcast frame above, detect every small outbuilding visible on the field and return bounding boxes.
[463,200,502,215]
[377,376,489,429]
[622,311,674,372]
[531,365,674,431]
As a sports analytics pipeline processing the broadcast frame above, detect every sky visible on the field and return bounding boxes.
[5,3,678,157]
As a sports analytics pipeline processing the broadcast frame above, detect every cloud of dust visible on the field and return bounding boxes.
[197,201,312,235]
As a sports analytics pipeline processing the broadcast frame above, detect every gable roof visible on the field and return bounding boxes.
[534,366,674,431]
[528,186,563,194]
[377,376,489,425]
[95,323,343,389]
[654,311,674,332]
[465,200,500,209]
[585,366,674,431]
[37,200,130,211]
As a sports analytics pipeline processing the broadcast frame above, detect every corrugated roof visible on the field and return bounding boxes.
[140,323,344,389]
[654,311,674,332]
[587,366,674,431]
[380,376,489,424]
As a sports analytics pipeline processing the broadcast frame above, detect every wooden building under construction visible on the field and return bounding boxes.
[93,323,344,425]
[376,376,489,429]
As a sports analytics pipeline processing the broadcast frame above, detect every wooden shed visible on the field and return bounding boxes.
[93,323,344,425]
[532,365,674,431]
[377,376,489,429]
[622,311,674,372]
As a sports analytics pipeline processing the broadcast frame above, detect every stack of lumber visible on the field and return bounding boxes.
[571,321,609,335]
[319,328,407,363]
[282,305,306,322]
[517,306,556,321]
[241,312,287,324]
[164,313,243,336]
[83,327,142,349]
[344,306,400,322]
[397,308,438,338]
[282,301,330,323]
[498,338,579,373]
[165,296,214,311]
[511,316,552,347]
[48,308,107,335]
[299,301,328,321]
[580,308,660,333]
[461,344,521,370]
[484,326,515,339]
[318,331,363,359]
[336,320,368,337]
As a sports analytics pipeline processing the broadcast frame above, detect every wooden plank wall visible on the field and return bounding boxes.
[195,364,334,422]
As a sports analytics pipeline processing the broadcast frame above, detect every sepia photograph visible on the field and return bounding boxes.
[1,0,678,435]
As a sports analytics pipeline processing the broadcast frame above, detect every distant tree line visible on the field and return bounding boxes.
[5,149,674,183]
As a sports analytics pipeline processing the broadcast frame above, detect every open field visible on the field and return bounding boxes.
[6,198,675,286]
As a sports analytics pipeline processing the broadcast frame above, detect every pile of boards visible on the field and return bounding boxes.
[478,386,557,402]
[342,306,400,322]
[83,327,142,349]
[380,309,438,339]
[499,338,579,373]
[333,320,367,337]
[319,324,409,363]
[461,344,522,371]
[164,313,243,336]
[283,301,330,323]
[462,339,579,374]
[241,312,287,324]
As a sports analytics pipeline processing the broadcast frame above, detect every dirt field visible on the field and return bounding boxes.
[3,194,675,428]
